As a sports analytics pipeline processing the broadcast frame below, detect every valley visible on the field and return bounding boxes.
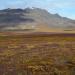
[0,32,75,75]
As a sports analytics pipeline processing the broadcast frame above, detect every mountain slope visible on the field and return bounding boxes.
[0,8,75,32]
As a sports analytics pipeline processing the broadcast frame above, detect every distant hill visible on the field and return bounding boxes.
[0,8,75,32]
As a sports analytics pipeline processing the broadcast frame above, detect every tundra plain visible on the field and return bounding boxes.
[0,32,75,75]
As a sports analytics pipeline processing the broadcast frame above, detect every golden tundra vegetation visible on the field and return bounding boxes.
[0,33,75,75]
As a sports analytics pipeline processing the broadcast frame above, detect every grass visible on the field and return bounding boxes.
[0,33,75,75]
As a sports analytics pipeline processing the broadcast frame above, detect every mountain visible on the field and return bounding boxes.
[0,8,75,32]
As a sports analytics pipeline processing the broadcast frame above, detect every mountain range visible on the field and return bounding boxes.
[0,8,75,32]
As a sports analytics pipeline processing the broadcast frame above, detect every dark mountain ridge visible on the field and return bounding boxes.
[0,8,75,31]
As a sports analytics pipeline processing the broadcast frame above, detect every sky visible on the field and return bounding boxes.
[0,0,75,19]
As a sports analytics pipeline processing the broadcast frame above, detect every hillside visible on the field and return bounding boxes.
[0,8,75,32]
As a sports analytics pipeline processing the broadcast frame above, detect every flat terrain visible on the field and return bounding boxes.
[0,32,75,75]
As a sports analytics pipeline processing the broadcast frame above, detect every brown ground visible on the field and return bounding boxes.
[0,32,75,75]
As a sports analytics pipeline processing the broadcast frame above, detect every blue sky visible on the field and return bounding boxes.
[0,0,75,19]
